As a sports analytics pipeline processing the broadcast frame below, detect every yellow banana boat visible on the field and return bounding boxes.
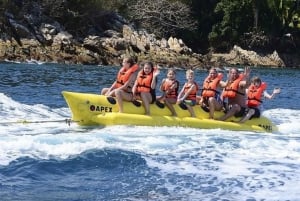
[62,91,278,132]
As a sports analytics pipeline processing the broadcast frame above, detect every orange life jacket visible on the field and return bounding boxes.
[247,82,267,107]
[136,69,155,93]
[202,73,223,97]
[222,74,245,98]
[115,64,139,88]
[183,81,199,100]
[161,79,179,98]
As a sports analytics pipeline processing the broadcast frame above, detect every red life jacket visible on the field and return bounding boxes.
[136,68,155,93]
[115,64,139,88]
[161,79,179,98]
[247,82,267,107]
[202,73,223,97]
[183,81,199,100]
[222,74,245,98]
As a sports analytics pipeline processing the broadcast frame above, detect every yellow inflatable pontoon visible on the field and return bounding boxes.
[62,91,277,132]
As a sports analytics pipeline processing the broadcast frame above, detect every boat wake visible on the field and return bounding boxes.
[0,93,300,200]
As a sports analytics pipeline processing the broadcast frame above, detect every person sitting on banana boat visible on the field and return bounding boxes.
[101,57,139,97]
[198,67,226,119]
[131,62,160,115]
[218,66,251,121]
[237,76,280,123]
[177,69,199,118]
[157,68,179,116]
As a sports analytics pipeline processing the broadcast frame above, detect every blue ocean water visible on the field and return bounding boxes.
[0,62,300,201]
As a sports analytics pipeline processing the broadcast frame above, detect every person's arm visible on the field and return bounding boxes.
[185,84,196,99]
[179,84,195,101]
[166,80,178,94]
[240,66,251,88]
[151,69,160,89]
[118,73,137,91]
[219,80,227,88]
[264,88,281,99]
[132,80,138,98]
[243,66,251,78]
[105,81,117,95]
[177,84,186,103]
[171,80,178,90]
[198,96,205,106]
[159,78,166,92]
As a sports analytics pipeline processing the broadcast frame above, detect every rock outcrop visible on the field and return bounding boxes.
[211,45,285,67]
[0,9,205,68]
[0,2,295,69]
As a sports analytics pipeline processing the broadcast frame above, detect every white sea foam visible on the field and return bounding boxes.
[1,93,300,199]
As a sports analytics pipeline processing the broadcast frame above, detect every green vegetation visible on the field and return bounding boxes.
[0,0,299,54]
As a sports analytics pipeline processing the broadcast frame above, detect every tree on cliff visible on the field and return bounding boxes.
[120,0,197,39]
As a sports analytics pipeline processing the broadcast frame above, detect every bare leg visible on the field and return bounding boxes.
[208,97,223,119]
[141,92,152,115]
[115,89,133,113]
[186,105,196,117]
[156,95,165,102]
[165,98,177,116]
[101,88,109,95]
[218,104,241,121]
[107,90,116,97]
[239,109,255,123]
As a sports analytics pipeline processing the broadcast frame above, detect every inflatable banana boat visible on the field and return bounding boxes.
[62,91,277,132]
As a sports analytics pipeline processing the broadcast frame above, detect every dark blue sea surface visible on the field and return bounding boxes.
[0,63,300,200]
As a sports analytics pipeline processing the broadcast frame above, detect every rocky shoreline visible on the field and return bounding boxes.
[0,9,298,69]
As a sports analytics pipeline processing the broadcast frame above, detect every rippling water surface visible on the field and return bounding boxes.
[0,63,300,201]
